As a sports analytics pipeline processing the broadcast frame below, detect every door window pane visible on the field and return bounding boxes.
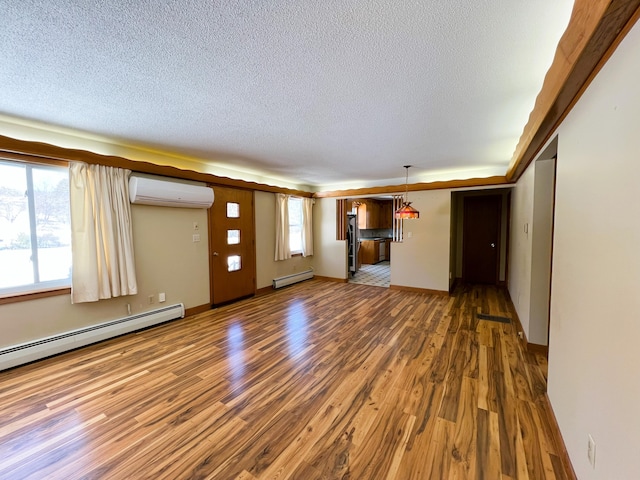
[227,229,240,245]
[227,255,241,272]
[227,202,240,218]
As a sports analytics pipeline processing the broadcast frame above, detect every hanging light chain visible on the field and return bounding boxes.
[403,165,411,203]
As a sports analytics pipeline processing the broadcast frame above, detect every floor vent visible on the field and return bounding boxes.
[0,303,185,372]
[273,269,314,289]
[477,313,511,324]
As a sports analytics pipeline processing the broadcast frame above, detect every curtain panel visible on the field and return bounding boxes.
[274,193,291,261]
[69,162,137,303]
[301,197,314,257]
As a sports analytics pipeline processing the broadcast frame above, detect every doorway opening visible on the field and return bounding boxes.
[345,196,394,288]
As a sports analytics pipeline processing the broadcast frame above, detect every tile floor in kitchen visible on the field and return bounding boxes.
[348,261,390,288]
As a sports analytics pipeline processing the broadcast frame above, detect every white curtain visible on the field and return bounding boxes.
[274,193,291,261]
[301,197,314,257]
[69,162,137,303]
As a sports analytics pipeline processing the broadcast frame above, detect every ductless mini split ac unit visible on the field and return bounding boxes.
[129,176,214,208]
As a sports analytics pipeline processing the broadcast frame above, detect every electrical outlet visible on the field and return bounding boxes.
[148,294,154,304]
[159,292,166,303]
[587,434,596,468]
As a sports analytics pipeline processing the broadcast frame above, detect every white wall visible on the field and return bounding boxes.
[509,163,535,338]
[312,198,347,280]
[529,158,555,345]
[547,21,640,479]
[0,204,210,349]
[448,193,459,289]
[391,190,450,292]
[254,191,313,289]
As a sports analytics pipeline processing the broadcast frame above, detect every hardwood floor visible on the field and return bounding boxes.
[0,281,571,479]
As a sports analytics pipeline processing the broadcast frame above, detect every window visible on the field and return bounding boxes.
[227,255,241,272]
[226,202,240,218]
[288,196,303,254]
[227,229,240,245]
[0,160,71,295]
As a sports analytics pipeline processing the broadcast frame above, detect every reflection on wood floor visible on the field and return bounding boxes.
[0,281,571,479]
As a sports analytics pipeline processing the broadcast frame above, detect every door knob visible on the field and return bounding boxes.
[490,243,495,248]
[213,252,219,256]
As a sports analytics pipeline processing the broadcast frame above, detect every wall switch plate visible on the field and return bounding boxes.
[193,221,199,230]
[193,234,201,242]
[159,292,166,303]
[587,434,596,468]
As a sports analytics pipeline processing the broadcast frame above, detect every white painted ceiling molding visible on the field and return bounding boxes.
[0,0,573,190]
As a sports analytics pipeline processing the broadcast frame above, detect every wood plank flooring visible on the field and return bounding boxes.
[0,281,570,479]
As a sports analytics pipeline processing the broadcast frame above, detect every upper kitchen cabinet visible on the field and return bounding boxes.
[357,200,378,229]
[379,200,393,229]
[353,199,393,229]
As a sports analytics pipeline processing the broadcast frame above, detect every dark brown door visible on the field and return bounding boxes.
[462,195,501,284]
[209,186,256,305]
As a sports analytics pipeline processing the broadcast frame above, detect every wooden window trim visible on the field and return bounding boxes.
[0,287,71,306]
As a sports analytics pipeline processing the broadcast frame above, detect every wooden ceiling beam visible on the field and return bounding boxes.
[313,176,509,198]
[0,134,313,197]
[507,0,640,182]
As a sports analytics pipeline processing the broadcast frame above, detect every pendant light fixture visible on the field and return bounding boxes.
[395,165,420,219]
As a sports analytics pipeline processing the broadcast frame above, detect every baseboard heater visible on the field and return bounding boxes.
[0,303,185,372]
[272,269,314,289]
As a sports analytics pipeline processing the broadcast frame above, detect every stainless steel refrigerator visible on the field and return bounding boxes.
[347,214,359,275]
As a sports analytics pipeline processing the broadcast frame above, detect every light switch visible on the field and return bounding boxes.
[193,234,201,242]
[193,222,199,230]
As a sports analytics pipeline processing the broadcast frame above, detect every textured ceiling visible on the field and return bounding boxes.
[0,1,573,190]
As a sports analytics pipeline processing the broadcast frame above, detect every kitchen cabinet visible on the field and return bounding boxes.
[379,201,393,229]
[361,239,389,264]
[360,239,381,264]
[357,200,379,229]
[357,199,393,229]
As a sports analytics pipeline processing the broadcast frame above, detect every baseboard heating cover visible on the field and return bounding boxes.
[0,303,185,372]
[273,268,314,289]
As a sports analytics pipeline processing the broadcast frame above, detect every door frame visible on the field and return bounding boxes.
[455,190,510,286]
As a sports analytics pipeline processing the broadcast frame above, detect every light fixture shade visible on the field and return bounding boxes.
[395,202,420,219]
